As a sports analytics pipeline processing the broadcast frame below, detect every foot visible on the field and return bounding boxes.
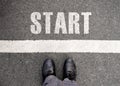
[63,58,76,81]
[42,58,56,81]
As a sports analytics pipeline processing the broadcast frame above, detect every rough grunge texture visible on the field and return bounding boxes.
[0,0,120,86]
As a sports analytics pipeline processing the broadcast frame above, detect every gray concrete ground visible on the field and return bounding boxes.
[0,0,120,86]
[0,54,120,86]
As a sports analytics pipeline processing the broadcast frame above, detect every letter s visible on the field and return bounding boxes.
[30,12,41,34]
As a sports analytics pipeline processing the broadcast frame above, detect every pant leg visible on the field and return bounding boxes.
[43,75,62,86]
[63,78,79,86]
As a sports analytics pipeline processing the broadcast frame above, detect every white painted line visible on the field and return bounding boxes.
[0,40,120,53]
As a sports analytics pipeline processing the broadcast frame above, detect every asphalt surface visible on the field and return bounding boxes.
[0,0,120,86]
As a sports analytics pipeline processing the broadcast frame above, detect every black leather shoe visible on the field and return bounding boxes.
[42,58,56,81]
[63,58,76,80]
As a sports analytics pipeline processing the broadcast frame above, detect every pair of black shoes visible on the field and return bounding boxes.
[42,58,76,81]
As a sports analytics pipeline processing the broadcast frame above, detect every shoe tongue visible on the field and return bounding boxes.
[67,71,75,80]
[46,67,54,76]
[67,71,72,75]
